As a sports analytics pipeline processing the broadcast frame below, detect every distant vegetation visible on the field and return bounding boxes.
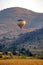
[0,48,43,59]
[0,28,43,56]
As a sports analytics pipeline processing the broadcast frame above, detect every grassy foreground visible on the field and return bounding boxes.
[0,59,43,65]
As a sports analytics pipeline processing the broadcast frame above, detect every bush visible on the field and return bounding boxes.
[8,52,13,58]
[3,55,12,59]
[37,56,43,59]
[19,56,27,59]
[0,52,3,58]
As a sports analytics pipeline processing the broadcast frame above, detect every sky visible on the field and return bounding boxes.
[0,0,43,13]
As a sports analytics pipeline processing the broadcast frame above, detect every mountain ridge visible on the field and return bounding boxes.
[0,27,43,55]
[0,7,43,36]
[0,7,43,55]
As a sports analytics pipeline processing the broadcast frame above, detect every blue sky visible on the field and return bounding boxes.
[0,0,43,13]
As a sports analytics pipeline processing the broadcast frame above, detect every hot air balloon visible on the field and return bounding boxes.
[17,19,26,28]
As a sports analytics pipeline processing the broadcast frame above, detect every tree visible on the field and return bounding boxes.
[20,48,26,55]
[26,49,33,56]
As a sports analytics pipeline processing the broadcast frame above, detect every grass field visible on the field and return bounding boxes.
[0,59,43,65]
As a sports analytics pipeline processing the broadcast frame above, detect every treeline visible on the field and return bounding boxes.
[12,47,33,56]
[0,47,33,56]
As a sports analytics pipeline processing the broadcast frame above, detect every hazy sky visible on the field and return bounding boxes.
[0,0,43,13]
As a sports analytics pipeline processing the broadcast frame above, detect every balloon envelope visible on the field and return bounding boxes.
[17,20,26,28]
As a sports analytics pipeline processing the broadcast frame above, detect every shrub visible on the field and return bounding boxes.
[37,56,43,59]
[0,52,3,58]
[3,55,12,59]
[8,52,13,58]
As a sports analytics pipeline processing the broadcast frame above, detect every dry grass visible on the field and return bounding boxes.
[0,59,43,65]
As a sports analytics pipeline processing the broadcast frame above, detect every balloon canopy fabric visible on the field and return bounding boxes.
[17,19,26,28]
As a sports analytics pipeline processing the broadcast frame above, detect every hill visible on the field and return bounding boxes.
[0,7,43,36]
[0,7,43,55]
[0,28,43,55]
